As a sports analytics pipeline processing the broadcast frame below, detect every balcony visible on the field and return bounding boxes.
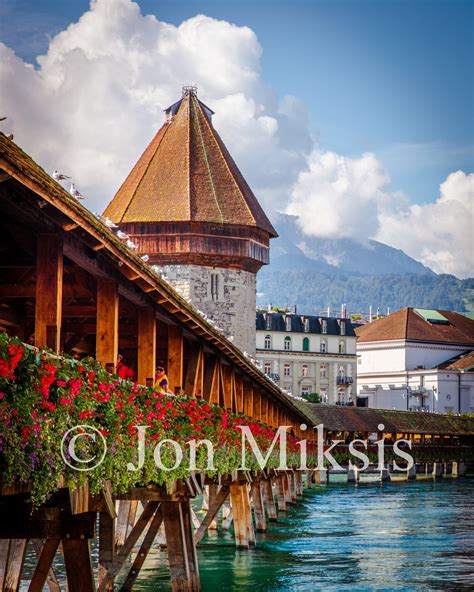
[337,376,354,385]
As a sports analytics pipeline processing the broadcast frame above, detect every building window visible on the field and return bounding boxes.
[320,339,327,353]
[284,336,292,351]
[301,385,311,397]
[320,365,328,379]
[266,314,272,330]
[337,388,345,404]
[339,340,345,354]
[264,362,271,375]
[340,321,345,336]
[321,319,327,334]
[304,318,310,333]
[285,316,292,331]
[264,334,272,349]
[210,273,219,301]
[302,364,309,377]
[320,388,328,403]
[283,363,291,377]
[302,337,309,352]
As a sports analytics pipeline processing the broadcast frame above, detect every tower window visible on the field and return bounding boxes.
[264,335,272,349]
[302,337,309,352]
[210,273,219,301]
[284,336,292,351]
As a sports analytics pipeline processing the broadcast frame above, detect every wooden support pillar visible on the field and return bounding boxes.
[230,483,254,548]
[234,375,244,414]
[295,472,303,496]
[167,325,184,394]
[35,234,63,352]
[29,539,60,592]
[250,481,266,532]
[162,500,200,592]
[261,478,277,521]
[220,364,233,411]
[98,513,115,592]
[203,356,219,404]
[288,471,297,501]
[96,279,119,371]
[243,382,253,417]
[63,539,96,592]
[3,539,27,592]
[184,345,204,398]
[253,390,261,421]
[306,469,313,489]
[195,485,230,544]
[138,308,156,387]
[275,475,286,512]
[284,472,294,503]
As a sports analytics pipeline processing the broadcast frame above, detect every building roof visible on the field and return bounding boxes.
[103,88,277,237]
[355,307,474,346]
[256,311,356,337]
[291,401,474,435]
[436,350,474,371]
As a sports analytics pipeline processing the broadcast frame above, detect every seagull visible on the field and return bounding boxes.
[6,134,13,141]
[0,117,6,122]
[69,183,85,200]
[140,254,150,262]
[116,230,129,240]
[104,216,118,229]
[126,239,138,250]
[53,170,71,181]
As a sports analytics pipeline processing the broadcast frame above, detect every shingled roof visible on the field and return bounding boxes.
[291,401,474,435]
[103,88,277,236]
[356,307,474,346]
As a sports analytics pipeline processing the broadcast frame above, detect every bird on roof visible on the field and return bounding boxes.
[103,216,118,229]
[69,183,85,200]
[126,239,138,250]
[6,134,13,141]
[116,230,129,240]
[140,254,150,262]
[53,170,71,181]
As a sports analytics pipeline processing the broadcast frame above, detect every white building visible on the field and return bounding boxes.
[356,308,474,413]
[256,311,357,404]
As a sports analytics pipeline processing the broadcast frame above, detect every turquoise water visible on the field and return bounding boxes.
[132,479,474,591]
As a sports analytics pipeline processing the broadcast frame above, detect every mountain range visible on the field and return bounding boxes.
[256,214,474,315]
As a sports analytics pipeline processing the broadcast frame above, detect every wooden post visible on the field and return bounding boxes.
[167,325,184,394]
[162,500,200,592]
[262,478,277,521]
[220,364,233,411]
[275,475,286,512]
[243,383,253,417]
[295,472,303,496]
[29,539,60,592]
[35,234,63,352]
[283,472,293,503]
[138,308,156,387]
[234,375,244,414]
[96,279,118,370]
[230,483,254,548]
[250,481,266,532]
[243,484,256,546]
[3,539,27,592]
[98,513,115,592]
[203,356,219,404]
[195,485,230,544]
[62,539,96,592]
[185,345,204,397]
[306,469,313,489]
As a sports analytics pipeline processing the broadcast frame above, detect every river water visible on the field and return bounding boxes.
[132,479,474,591]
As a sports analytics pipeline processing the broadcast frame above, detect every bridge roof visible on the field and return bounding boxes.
[292,401,474,435]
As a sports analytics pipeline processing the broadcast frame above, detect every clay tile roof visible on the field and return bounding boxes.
[356,308,474,346]
[103,91,277,236]
[437,350,474,371]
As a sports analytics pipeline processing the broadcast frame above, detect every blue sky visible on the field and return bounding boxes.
[1,0,472,204]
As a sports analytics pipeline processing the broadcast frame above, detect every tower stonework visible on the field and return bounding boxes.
[103,87,276,354]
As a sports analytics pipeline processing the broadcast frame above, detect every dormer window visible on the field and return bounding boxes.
[340,321,345,336]
[321,319,327,334]
[304,318,310,333]
[286,316,292,332]
[266,314,272,330]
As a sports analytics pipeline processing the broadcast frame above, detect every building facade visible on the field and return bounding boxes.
[103,87,277,354]
[256,311,357,404]
[356,308,474,413]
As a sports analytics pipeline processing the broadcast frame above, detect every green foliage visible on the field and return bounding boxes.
[302,392,320,404]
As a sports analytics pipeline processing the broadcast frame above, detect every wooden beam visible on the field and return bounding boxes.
[98,513,115,592]
[203,356,219,404]
[184,345,204,398]
[138,309,156,387]
[243,382,253,417]
[3,539,27,592]
[220,364,233,411]
[194,485,230,544]
[96,279,118,370]
[250,481,266,533]
[28,539,60,592]
[234,375,244,414]
[62,539,95,592]
[35,234,63,352]
[262,479,277,521]
[167,325,183,394]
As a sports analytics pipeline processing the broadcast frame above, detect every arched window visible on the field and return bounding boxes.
[339,340,345,354]
[320,339,327,353]
[284,336,292,351]
[302,337,310,352]
[264,334,272,349]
